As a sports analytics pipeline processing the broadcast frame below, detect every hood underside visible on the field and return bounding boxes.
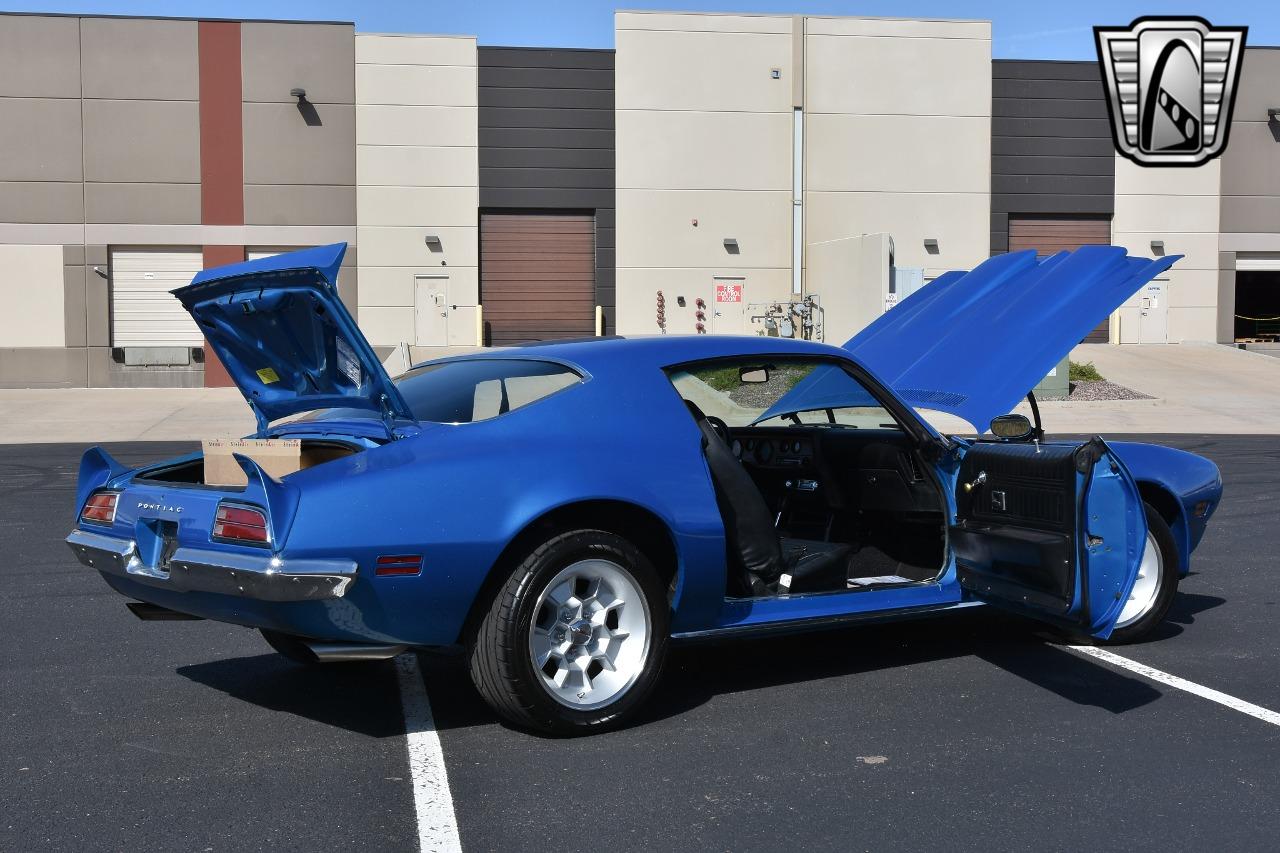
[842,246,1178,429]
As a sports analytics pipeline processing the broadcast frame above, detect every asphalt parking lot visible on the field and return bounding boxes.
[4,435,1280,851]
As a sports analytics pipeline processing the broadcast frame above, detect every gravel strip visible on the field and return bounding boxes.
[1038,380,1153,402]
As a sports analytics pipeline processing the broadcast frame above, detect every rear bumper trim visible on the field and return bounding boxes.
[66,528,357,602]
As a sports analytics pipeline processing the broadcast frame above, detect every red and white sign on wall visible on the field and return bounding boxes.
[715,280,743,303]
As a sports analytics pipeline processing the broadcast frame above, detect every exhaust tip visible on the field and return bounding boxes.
[303,641,408,663]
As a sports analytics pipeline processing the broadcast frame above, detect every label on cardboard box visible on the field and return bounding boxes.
[202,438,301,487]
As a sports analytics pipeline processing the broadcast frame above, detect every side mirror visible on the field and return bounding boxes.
[739,367,769,384]
[990,413,1033,441]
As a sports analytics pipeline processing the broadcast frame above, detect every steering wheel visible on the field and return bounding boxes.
[705,415,733,446]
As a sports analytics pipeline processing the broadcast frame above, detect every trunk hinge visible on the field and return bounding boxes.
[248,399,270,438]
[378,393,399,439]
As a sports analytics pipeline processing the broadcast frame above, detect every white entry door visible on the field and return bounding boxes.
[1138,281,1168,343]
[415,275,449,346]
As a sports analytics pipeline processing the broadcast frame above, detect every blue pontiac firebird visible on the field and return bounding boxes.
[67,243,1222,734]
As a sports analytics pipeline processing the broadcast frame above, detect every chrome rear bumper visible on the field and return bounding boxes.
[66,528,357,602]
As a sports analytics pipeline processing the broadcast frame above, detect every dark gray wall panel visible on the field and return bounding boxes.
[479,88,614,110]
[83,99,200,183]
[991,60,1115,254]
[479,68,615,90]
[480,188,615,210]
[0,98,84,182]
[480,147,615,170]
[241,22,355,104]
[993,175,1114,197]
[479,127,616,150]
[80,17,198,101]
[244,184,356,226]
[242,102,356,187]
[480,48,615,70]
[0,182,84,223]
[0,14,81,97]
[478,46,616,321]
[993,137,1116,158]
[85,182,200,224]
[63,262,87,347]
[1221,49,1280,235]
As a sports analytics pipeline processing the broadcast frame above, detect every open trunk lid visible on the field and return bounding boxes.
[173,243,415,436]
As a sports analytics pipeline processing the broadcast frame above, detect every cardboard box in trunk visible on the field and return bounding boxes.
[202,438,302,487]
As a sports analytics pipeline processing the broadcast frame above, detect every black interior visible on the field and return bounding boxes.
[687,402,947,599]
[950,441,1084,617]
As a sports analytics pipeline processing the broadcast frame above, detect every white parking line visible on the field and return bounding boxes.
[1069,645,1280,727]
[395,654,463,853]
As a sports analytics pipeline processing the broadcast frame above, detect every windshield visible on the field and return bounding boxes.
[666,357,902,430]
[295,358,581,425]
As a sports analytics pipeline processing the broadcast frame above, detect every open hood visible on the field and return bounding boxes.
[840,246,1178,429]
[174,244,415,435]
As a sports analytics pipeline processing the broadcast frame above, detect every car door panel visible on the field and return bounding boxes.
[950,438,1146,638]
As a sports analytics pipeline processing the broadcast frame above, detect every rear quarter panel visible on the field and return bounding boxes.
[280,358,726,646]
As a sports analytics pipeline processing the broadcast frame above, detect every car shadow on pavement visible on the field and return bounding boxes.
[176,653,407,738]
[174,596,1227,739]
[420,608,1186,736]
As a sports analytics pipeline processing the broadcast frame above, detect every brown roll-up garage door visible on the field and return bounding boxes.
[480,212,596,346]
[1009,215,1113,342]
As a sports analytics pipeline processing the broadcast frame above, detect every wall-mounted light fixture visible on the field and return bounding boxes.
[424,234,443,252]
[723,237,740,254]
[1150,239,1165,255]
[290,87,307,102]
[923,238,940,254]
[1268,107,1280,123]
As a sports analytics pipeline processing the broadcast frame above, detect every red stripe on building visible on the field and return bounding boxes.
[198,21,244,387]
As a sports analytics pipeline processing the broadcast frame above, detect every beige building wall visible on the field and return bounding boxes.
[615,11,795,336]
[1112,156,1223,343]
[804,16,991,342]
[0,245,65,347]
[614,12,991,340]
[355,34,479,347]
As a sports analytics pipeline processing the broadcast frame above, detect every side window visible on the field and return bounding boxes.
[667,358,902,431]
[397,359,581,423]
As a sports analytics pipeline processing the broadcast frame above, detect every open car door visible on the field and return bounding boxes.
[950,437,1147,640]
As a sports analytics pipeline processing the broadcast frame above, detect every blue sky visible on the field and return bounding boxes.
[9,1,1277,58]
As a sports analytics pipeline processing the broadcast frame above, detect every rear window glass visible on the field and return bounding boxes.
[395,359,581,423]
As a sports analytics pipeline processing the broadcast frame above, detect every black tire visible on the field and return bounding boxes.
[1101,502,1181,645]
[467,529,670,735]
[260,628,320,664]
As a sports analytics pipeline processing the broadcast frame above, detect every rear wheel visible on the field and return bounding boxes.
[1101,502,1180,645]
[468,529,669,735]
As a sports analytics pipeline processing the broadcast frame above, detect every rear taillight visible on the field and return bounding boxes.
[213,503,270,546]
[80,491,119,525]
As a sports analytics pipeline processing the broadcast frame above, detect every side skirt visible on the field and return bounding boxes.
[669,600,985,644]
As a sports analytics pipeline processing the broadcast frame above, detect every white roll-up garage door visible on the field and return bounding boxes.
[110,249,203,347]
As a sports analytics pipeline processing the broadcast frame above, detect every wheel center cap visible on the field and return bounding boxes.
[568,619,593,645]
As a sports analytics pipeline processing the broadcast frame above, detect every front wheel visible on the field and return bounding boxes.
[468,529,669,735]
[1102,502,1181,645]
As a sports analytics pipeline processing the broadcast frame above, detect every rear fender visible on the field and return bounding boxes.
[75,446,131,518]
[232,452,301,547]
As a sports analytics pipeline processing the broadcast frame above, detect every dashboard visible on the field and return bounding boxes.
[724,426,938,517]
[730,434,814,468]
